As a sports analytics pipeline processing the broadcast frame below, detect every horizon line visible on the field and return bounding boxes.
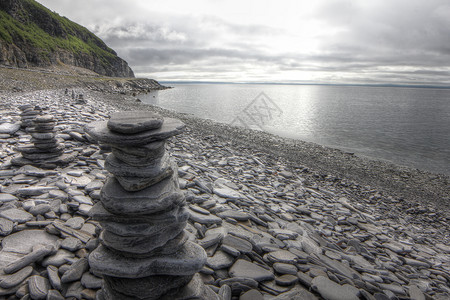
[155,80,450,89]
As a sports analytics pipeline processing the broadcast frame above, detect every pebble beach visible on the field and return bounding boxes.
[0,85,449,299]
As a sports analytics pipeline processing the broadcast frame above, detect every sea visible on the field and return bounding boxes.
[140,83,450,175]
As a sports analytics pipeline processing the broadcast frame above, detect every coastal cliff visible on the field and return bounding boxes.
[0,0,134,77]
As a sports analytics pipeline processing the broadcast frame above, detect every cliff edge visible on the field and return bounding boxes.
[0,0,134,77]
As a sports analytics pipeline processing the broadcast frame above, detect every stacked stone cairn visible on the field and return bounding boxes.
[19,104,42,129]
[85,111,220,300]
[12,114,74,168]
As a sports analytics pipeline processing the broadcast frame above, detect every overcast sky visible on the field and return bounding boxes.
[38,0,450,85]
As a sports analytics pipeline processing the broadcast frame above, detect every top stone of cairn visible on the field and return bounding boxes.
[107,111,164,134]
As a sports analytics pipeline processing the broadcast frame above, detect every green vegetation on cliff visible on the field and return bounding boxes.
[0,0,134,77]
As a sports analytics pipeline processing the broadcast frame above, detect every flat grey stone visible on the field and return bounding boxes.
[311,276,359,300]
[0,123,20,134]
[0,208,33,223]
[61,237,83,252]
[42,249,75,267]
[81,272,103,289]
[47,265,62,290]
[90,202,188,224]
[188,209,222,225]
[0,217,14,236]
[273,263,298,275]
[276,274,298,286]
[71,195,93,205]
[29,203,51,216]
[4,244,55,274]
[213,187,243,199]
[206,250,235,270]
[0,265,33,289]
[100,221,186,254]
[103,273,192,299]
[273,286,318,300]
[64,216,85,229]
[222,234,252,253]
[28,275,50,300]
[217,210,250,221]
[111,141,165,166]
[61,258,89,283]
[89,242,206,278]
[159,273,221,300]
[265,250,298,264]
[240,289,264,300]
[65,281,84,299]
[16,186,57,196]
[100,176,185,215]
[85,118,185,146]
[107,111,164,133]
[229,259,275,282]
[47,289,64,300]
[1,229,59,254]
[0,193,18,203]
[101,208,189,237]
[409,285,425,300]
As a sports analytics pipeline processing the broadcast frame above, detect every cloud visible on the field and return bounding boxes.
[36,0,450,84]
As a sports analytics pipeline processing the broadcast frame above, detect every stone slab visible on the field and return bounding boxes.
[84,118,185,146]
[89,242,206,278]
[107,111,164,133]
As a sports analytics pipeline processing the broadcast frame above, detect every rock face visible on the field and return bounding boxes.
[0,0,134,77]
[85,111,220,299]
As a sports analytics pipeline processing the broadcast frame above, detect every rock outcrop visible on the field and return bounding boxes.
[0,0,134,77]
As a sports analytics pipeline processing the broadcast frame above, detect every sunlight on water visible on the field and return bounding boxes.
[141,84,450,175]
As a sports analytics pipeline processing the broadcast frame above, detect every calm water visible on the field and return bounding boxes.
[141,84,450,175]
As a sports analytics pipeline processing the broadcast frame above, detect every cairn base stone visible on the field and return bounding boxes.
[103,274,193,300]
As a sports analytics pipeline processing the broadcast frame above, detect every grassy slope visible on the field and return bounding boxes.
[0,0,115,66]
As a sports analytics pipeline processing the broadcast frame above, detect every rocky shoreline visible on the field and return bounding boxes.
[0,88,449,299]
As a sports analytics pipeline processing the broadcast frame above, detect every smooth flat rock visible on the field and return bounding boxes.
[107,111,164,133]
[188,209,222,225]
[206,250,235,270]
[100,176,185,215]
[111,141,166,166]
[0,208,33,223]
[160,273,221,300]
[0,265,33,289]
[217,210,250,221]
[229,259,275,282]
[273,286,318,300]
[213,187,244,199]
[0,217,14,236]
[61,258,89,283]
[0,123,20,134]
[104,274,192,299]
[90,202,188,224]
[222,234,252,254]
[85,118,185,146]
[101,208,189,237]
[100,221,186,254]
[105,152,172,178]
[240,289,264,300]
[89,242,206,278]
[28,275,50,300]
[311,276,359,300]
[1,229,59,254]
[265,250,298,264]
[0,193,18,203]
